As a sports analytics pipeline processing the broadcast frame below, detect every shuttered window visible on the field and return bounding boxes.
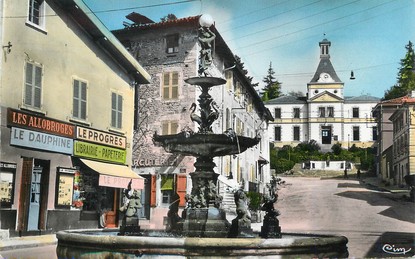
[73,79,87,120]
[24,62,42,109]
[162,72,179,100]
[111,92,123,129]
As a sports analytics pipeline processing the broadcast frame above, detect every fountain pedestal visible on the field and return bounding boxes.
[182,207,230,237]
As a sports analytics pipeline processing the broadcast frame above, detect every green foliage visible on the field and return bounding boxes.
[261,62,282,101]
[274,158,295,174]
[160,14,177,22]
[295,140,321,153]
[269,143,375,173]
[246,192,263,211]
[384,41,415,100]
[331,143,342,155]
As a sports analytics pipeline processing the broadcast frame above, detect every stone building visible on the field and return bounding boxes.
[266,39,380,152]
[0,0,149,237]
[113,14,273,228]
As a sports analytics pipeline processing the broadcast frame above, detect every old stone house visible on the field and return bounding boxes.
[113,14,273,229]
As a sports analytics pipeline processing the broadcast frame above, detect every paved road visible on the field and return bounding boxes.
[276,177,415,258]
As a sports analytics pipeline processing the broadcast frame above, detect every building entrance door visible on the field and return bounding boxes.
[321,126,332,145]
[27,166,42,230]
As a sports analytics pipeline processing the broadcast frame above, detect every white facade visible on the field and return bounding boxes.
[266,39,380,151]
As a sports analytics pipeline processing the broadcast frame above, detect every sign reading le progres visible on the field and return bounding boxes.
[76,126,126,149]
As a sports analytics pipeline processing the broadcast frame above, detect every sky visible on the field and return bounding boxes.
[83,0,415,98]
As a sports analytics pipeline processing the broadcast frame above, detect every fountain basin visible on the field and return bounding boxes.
[56,229,348,258]
[153,132,259,157]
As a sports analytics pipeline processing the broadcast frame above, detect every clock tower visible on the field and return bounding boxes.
[307,38,345,149]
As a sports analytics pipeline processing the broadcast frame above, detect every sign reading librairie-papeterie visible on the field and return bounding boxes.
[73,141,126,164]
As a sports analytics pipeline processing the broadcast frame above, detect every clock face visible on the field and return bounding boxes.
[318,72,334,83]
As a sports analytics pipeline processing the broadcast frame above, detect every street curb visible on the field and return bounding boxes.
[0,235,57,252]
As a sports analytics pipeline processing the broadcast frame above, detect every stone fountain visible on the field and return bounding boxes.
[56,14,349,258]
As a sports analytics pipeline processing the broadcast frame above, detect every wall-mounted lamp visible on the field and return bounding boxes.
[3,41,12,54]
[350,70,355,80]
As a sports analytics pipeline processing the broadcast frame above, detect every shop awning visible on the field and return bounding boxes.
[80,159,144,189]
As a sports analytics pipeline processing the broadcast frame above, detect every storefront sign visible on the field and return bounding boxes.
[76,126,126,149]
[73,141,126,164]
[99,174,143,189]
[0,162,17,169]
[10,127,73,155]
[7,108,75,138]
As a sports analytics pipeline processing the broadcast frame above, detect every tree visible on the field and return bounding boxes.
[234,55,259,87]
[261,62,282,101]
[160,14,177,22]
[383,41,415,100]
[288,91,304,97]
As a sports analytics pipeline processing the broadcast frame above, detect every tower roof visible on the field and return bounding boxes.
[309,39,342,83]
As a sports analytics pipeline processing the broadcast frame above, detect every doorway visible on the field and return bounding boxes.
[18,158,50,232]
[321,126,332,145]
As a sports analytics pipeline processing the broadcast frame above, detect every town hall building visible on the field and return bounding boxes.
[266,39,380,151]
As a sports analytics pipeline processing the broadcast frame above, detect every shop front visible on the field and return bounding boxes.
[0,108,143,236]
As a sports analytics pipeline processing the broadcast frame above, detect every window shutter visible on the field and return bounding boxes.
[34,66,42,108]
[73,80,79,118]
[176,174,187,207]
[117,95,123,128]
[111,93,117,127]
[163,73,170,99]
[150,174,157,207]
[25,63,33,106]
[172,72,178,99]
[80,82,87,119]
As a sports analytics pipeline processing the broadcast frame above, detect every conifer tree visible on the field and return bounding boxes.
[261,62,282,101]
[383,41,415,100]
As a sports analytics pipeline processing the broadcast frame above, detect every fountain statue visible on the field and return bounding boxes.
[118,180,142,235]
[56,14,349,258]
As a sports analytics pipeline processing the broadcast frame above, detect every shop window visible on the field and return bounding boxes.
[166,34,179,54]
[151,174,187,207]
[24,61,42,109]
[27,0,45,28]
[0,162,16,208]
[162,71,179,100]
[111,92,123,129]
[161,175,174,205]
[55,167,77,209]
[73,79,87,120]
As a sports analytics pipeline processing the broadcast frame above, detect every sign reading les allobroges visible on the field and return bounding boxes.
[7,108,75,138]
